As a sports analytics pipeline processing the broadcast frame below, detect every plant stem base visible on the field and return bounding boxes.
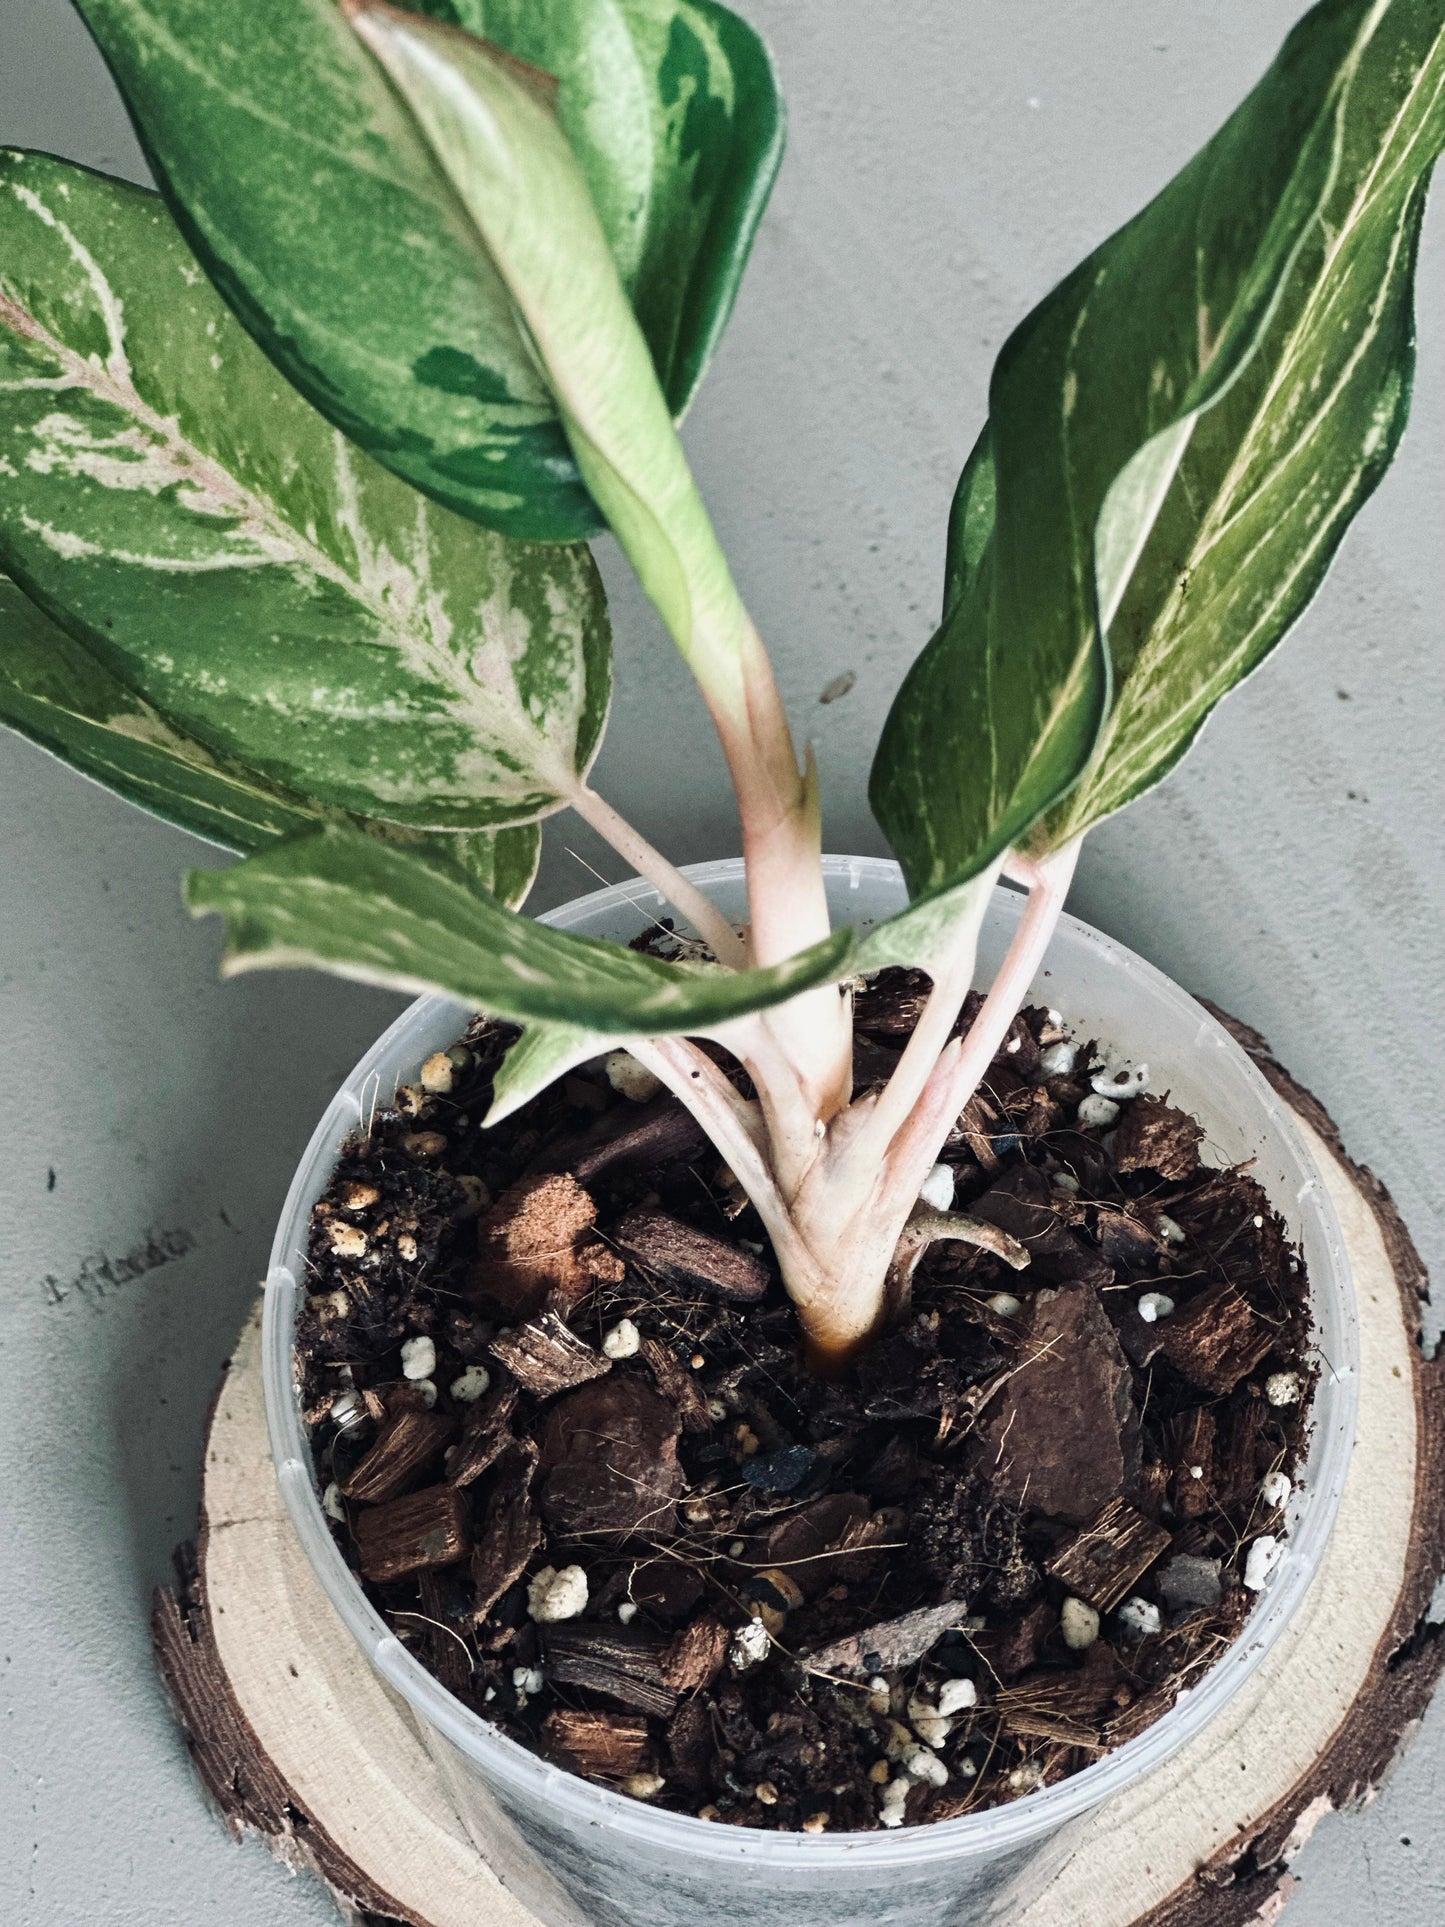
[153,1014,1443,1927]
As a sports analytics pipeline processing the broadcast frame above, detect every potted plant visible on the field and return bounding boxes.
[0,0,1438,1920]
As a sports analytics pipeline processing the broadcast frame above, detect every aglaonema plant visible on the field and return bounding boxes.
[2,0,1441,1365]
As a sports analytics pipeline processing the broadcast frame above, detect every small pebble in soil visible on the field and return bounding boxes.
[1158,1554,1223,1614]
[617,1601,638,1624]
[400,1335,437,1382]
[1077,1094,1121,1128]
[412,1379,438,1408]
[1039,1039,1078,1076]
[420,1051,455,1095]
[987,1292,1024,1318]
[730,1617,771,1670]
[1265,1371,1303,1408]
[754,1781,780,1806]
[918,1162,955,1211]
[449,1365,491,1403]
[1116,1596,1162,1640]
[1091,1063,1149,1099]
[1060,1596,1100,1650]
[528,1564,589,1622]
[1260,1470,1293,1510]
[1244,1535,1283,1592]
[604,1050,664,1103]
[619,1774,666,1799]
[802,1813,829,1834]
[322,1481,345,1522]
[512,1665,544,1698]
[1156,1213,1186,1244]
[1050,1169,1081,1195]
[1007,1763,1044,1794]
[867,1677,892,1715]
[1136,1291,1175,1324]
[602,1318,641,1360]
[937,1678,978,1716]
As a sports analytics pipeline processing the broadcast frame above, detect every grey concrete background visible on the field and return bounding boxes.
[1,3,1441,1922]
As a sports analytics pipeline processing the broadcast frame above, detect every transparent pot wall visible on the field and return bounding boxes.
[264,858,1357,1927]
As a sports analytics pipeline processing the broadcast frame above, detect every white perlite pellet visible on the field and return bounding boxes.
[918,1162,955,1212]
[1077,1094,1120,1128]
[1244,1535,1283,1592]
[900,1744,949,1788]
[1115,1596,1162,1640]
[1156,1213,1186,1245]
[1137,1291,1175,1325]
[1265,1371,1302,1408]
[620,1773,666,1799]
[605,1050,664,1103]
[1091,1063,1148,1099]
[878,1779,909,1827]
[1039,1040,1077,1077]
[617,1601,638,1625]
[400,1334,437,1381]
[449,1365,491,1404]
[512,1665,544,1697]
[987,1292,1023,1318]
[1260,1470,1292,1510]
[1060,1596,1100,1650]
[527,1564,589,1622]
[602,1318,641,1360]
[322,1481,345,1522]
[936,1678,978,1716]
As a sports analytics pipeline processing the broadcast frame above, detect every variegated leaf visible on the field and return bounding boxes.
[1047,0,1445,838]
[0,574,541,905]
[429,0,783,419]
[76,0,782,542]
[872,0,1433,902]
[486,1019,619,1124]
[0,151,610,833]
[186,827,855,1031]
[345,5,759,726]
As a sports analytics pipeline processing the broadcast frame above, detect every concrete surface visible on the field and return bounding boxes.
[1,3,1441,1923]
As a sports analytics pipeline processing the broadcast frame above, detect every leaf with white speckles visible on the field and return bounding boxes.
[186,827,856,1032]
[74,0,782,541]
[871,0,1445,897]
[0,151,609,835]
[0,574,541,905]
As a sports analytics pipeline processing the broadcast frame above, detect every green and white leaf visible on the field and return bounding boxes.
[486,1018,621,1125]
[871,0,1432,903]
[186,827,855,1031]
[424,0,783,421]
[1047,0,1445,839]
[0,150,610,833]
[0,573,541,904]
[346,6,758,728]
[76,0,781,543]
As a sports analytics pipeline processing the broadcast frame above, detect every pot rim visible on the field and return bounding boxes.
[263,854,1357,1865]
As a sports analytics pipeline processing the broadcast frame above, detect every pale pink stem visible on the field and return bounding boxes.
[565,782,748,967]
[830,860,1003,1187]
[627,1036,814,1275]
[876,839,1082,1221]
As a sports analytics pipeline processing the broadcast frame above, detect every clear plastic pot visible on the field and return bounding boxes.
[263,858,1357,1927]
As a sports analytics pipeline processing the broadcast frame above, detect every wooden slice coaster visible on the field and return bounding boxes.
[153,1016,1443,1927]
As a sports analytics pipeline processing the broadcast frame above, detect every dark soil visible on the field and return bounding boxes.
[295,958,1315,1834]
